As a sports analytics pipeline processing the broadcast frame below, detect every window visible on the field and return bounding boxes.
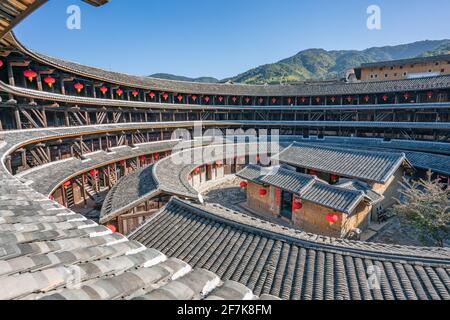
[442,69,445,73]
[400,66,403,69]
[394,73,398,76]
[385,74,388,78]
[435,62,439,66]
[390,66,394,70]
[404,72,407,76]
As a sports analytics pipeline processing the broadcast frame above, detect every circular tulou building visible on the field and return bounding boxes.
[0,0,449,301]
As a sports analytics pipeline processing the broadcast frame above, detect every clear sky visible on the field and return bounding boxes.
[15,0,450,79]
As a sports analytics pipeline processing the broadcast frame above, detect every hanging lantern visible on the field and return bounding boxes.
[363,95,370,102]
[24,69,37,82]
[346,96,353,102]
[90,169,98,177]
[154,153,160,160]
[0,60,3,68]
[315,97,321,103]
[215,160,223,166]
[258,98,264,104]
[330,174,339,182]
[245,97,251,104]
[259,188,268,197]
[287,98,292,104]
[292,199,303,210]
[63,181,71,188]
[100,86,108,95]
[240,181,248,189]
[44,76,56,88]
[271,97,277,104]
[116,88,123,97]
[194,167,201,174]
[204,96,210,103]
[309,169,317,176]
[326,213,339,225]
[232,97,238,103]
[74,82,84,93]
[177,94,183,102]
[427,91,433,99]
[132,90,139,98]
[49,195,54,201]
[330,96,336,103]
[149,91,156,99]
[140,155,147,161]
[120,160,126,166]
[300,97,307,103]
[162,92,169,100]
[106,224,117,233]
[217,96,223,102]
[403,93,410,100]
[382,94,389,102]
[191,95,198,102]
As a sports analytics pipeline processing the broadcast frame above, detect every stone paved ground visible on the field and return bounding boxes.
[203,175,445,247]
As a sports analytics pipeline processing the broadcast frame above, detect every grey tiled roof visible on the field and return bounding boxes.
[277,143,408,183]
[237,165,364,214]
[337,180,384,205]
[130,198,450,300]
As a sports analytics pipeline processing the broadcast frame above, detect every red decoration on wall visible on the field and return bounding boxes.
[74,82,84,93]
[100,86,108,94]
[132,90,139,98]
[106,224,117,233]
[326,213,339,225]
[191,95,198,102]
[116,88,123,97]
[259,188,268,197]
[232,97,238,103]
[44,76,56,88]
[217,96,223,102]
[149,91,156,99]
[292,199,303,210]
[308,169,317,176]
[23,69,37,82]
[177,94,183,102]
[204,96,210,103]
[240,181,248,189]
[330,174,339,181]
[162,92,169,100]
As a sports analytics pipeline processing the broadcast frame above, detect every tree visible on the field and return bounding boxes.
[392,171,450,247]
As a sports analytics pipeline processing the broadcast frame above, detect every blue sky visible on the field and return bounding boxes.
[15,0,450,79]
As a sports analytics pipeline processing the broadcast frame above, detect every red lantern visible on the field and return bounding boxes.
[245,97,251,104]
[194,167,201,174]
[204,96,210,103]
[24,69,38,82]
[382,95,388,102]
[403,93,410,100]
[346,96,353,102]
[271,98,277,104]
[259,98,264,104]
[363,95,370,102]
[44,76,56,88]
[287,98,292,104]
[217,96,223,103]
[300,97,307,103]
[116,88,123,97]
[330,96,336,103]
[259,188,268,197]
[309,169,317,176]
[149,91,156,99]
[427,91,433,99]
[63,181,71,188]
[177,94,183,102]
[140,155,146,161]
[74,82,84,93]
[191,95,198,102]
[106,224,117,233]
[100,86,108,95]
[90,169,98,177]
[240,181,248,189]
[154,153,160,160]
[0,60,3,68]
[132,90,139,98]
[292,200,303,210]
[120,160,126,166]
[315,97,321,103]
[162,92,169,100]
[330,174,339,182]
[326,213,339,225]
[232,97,238,103]
[49,195,54,201]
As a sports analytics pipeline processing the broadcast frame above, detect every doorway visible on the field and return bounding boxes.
[280,190,293,220]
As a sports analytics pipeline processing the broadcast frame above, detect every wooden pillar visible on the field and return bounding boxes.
[14,108,22,129]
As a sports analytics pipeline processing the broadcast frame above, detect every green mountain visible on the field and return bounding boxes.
[150,73,219,83]
[149,39,450,85]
